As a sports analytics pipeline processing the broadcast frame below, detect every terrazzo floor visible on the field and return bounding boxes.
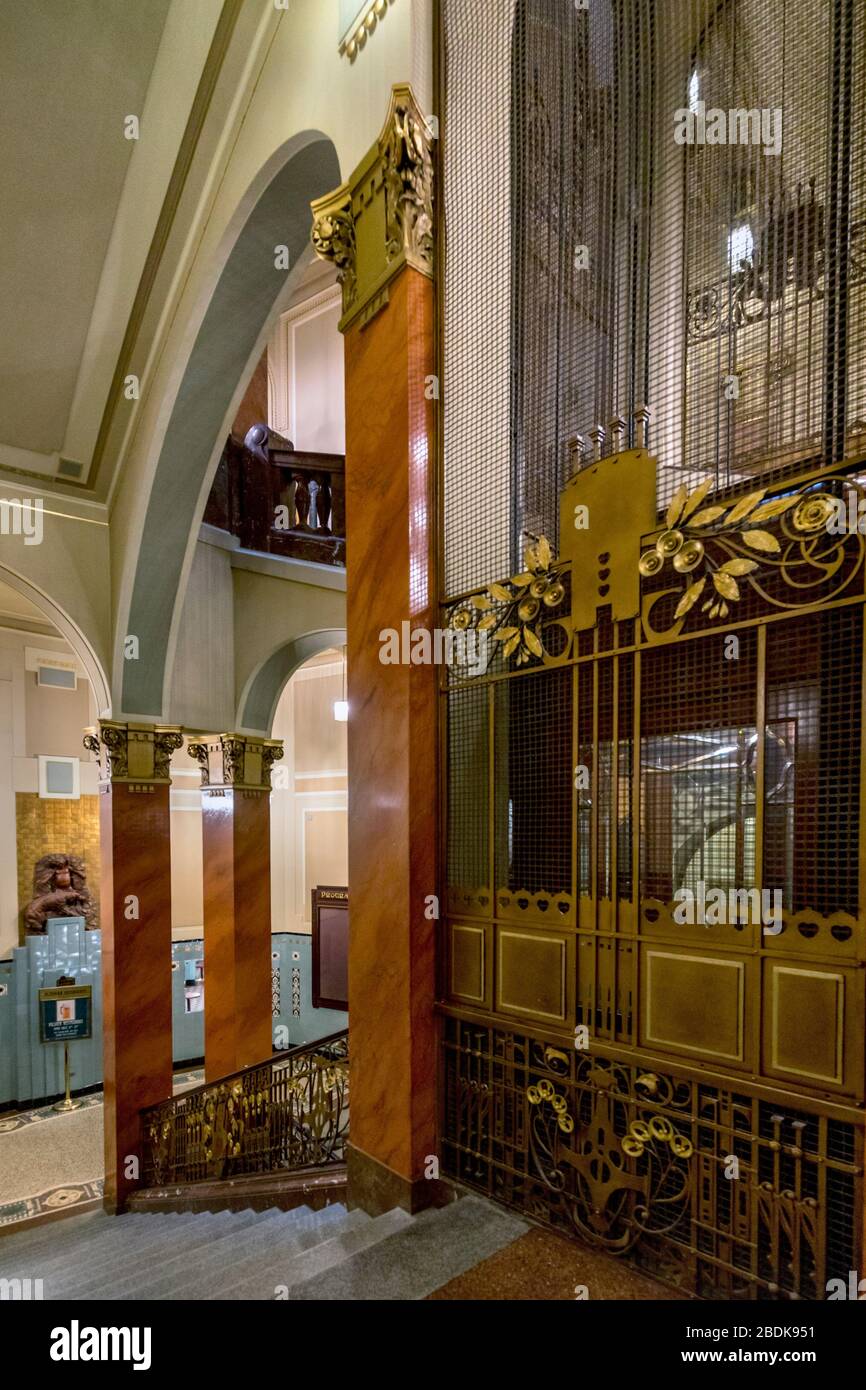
[427,1225,685,1300]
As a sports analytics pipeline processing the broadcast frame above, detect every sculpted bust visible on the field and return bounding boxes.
[24,853,97,934]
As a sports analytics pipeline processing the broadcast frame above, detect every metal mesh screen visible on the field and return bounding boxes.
[441,0,866,584]
[640,630,758,904]
[763,607,862,916]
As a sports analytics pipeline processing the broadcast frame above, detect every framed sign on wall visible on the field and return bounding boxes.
[311,885,348,1011]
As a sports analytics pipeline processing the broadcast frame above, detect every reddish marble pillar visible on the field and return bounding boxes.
[86,721,182,1213]
[342,270,439,1212]
[188,735,283,1081]
[313,83,440,1214]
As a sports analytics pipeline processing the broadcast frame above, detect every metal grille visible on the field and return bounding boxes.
[441,0,866,573]
[494,667,572,895]
[441,1018,861,1299]
[447,684,489,894]
[640,631,758,904]
[764,607,862,916]
[439,0,866,1302]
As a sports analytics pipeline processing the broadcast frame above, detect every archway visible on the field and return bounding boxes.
[237,627,347,735]
[119,133,342,720]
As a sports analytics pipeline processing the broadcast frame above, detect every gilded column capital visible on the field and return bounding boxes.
[311,185,357,309]
[83,721,183,785]
[379,83,434,278]
[187,733,284,792]
[311,82,434,333]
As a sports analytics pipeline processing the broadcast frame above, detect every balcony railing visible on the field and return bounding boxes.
[204,423,345,567]
[140,1030,349,1187]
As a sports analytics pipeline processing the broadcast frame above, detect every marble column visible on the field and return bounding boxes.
[312,84,441,1214]
[84,720,183,1212]
[188,734,283,1081]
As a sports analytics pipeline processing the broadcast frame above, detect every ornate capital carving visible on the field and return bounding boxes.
[380,86,434,278]
[311,83,433,334]
[311,187,357,309]
[83,721,183,784]
[188,733,284,792]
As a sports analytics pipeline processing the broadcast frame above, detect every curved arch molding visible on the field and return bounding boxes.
[121,136,341,717]
[238,627,347,735]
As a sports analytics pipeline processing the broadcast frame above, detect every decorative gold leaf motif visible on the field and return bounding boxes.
[471,594,490,609]
[713,571,740,600]
[680,476,715,521]
[510,572,533,587]
[724,490,766,524]
[502,634,520,659]
[690,506,726,527]
[720,558,758,575]
[665,483,689,529]
[673,576,705,620]
[494,625,519,642]
[525,535,551,572]
[750,495,796,523]
[741,529,781,553]
[489,582,511,602]
[524,627,543,658]
[477,613,498,631]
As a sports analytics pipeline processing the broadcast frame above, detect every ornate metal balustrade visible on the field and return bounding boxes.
[140,1031,348,1188]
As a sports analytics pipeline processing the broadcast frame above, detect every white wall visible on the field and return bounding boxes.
[268,280,345,454]
[271,655,348,935]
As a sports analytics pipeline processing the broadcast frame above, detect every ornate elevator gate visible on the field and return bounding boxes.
[439,452,866,1299]
[437,0,866,1299]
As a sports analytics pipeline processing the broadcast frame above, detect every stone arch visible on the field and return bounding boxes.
[237,628,347,735]
[120,131,342,719]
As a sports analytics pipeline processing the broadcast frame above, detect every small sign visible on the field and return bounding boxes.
[39,985,92,1043]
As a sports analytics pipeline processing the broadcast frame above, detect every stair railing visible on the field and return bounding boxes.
[140,1030,349,1188]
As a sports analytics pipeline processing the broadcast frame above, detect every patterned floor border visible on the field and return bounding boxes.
[0,1179,103,1229]
[0,1069,204,1137]
[0,1069,204,1228]
[0,1092,103,1136]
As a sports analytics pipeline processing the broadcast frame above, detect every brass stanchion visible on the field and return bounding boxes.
[53,1041,81,1112]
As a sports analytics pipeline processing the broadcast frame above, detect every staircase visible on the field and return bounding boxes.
[0,1195,526,1300]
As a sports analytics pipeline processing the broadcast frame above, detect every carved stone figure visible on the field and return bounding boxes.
[24,853,97,933]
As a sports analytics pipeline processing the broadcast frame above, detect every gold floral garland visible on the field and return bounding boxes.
[639,477,842,622]
[450,534,565,666]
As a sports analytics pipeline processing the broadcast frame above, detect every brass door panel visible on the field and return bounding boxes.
[446,920,490,1008]
[495,926,572,1025]
[640,946,753,1069]
[762,959,864,1098]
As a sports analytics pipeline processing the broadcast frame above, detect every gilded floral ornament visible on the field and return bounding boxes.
[451,534,566,667]
[527,1078,574,1135]
[640,474,862,628]
[621,1114,694,1161]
